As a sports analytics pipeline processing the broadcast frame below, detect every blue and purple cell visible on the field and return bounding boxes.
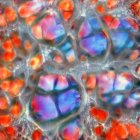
[78,17,108,57]
[30,74,82,126]
[31,11,66,45]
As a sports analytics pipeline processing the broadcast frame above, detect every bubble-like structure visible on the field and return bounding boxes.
[0,0,140,140]
[30,74,82,130]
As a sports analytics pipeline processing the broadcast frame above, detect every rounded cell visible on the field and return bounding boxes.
[31,94,59,121]
[78,17,108,57]
[59,119,82,140]
[30,74,82,130]
[31,9,66,45]
[96,70,140,109]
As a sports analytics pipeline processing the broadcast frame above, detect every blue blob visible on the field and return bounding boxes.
[31,94,58,121]
[78,17,101,39]
[88,17,101,30]
[110,94,124,105]
[130,92,140,100]
[119,19,136,31]
[111,31,130,53]
[59,39,76,63]
[80,33,107,56]
[127,39,135,49]
[60,40,72,52]
[58,89,81,114]
[68,76,79,87]
[50,24,66,44]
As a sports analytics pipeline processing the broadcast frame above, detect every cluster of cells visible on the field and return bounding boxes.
[0,0,140,140]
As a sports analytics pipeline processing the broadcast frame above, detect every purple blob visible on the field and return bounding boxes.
[31,94,58,121]
[80,33,107,56]
[78,20,92,38]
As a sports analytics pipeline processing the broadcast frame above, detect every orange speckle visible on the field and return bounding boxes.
[8,78,24,97]
[2,39,14,51]
[5,126,17,139]
[97,109,108,122]
[14,78,25,88]
[103,15,120,29]
[106,120,129,140]
[61,11,73,21]
[120,72,133,81]
[90,107,101,116]
[61,126,81,140]
[29,54,43,70]
[2,51,16,62]
[90,107,108,122]
[0,115,12,127]
[103,15,113,26]
[126,123,139,138]
[58,0,74,11]
[115,123,128,139]
[106,0,118,9]
[32,129,42,140]
[0,67,12,80]
[31,25,43,39]
[111,120,120,128]
[96,4,105,14]
[130,1,140,19]
[18,2,34,18]
[93,125,104,136]
[0,14,7,27]
[4,7,17,23]
[58,0,74,21]
[11,33,21,48]
[129,50,139,60]
[105,120,135,140]
[105,129,118,140]
[0,80,11,92]
[24,40,33,53]
[53,55,63,64]
[10,101,22,118]
[86,75,96,89]
[0,130,7,140]
[0,96,8,110]
[25,15,37,26]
